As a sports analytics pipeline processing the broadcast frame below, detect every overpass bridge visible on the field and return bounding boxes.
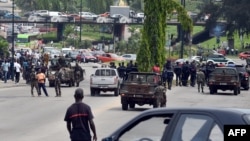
[0,18,217,44]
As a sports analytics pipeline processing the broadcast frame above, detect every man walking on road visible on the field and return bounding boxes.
[14,60,22,84]
[64,88,97,141]
[1,59,10,83]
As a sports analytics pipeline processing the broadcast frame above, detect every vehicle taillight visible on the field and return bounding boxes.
[114,76,118,84]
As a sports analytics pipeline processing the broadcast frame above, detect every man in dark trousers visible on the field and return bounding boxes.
[64,88,97,141]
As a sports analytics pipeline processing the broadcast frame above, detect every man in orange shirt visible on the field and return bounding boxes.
[36,69,49,97]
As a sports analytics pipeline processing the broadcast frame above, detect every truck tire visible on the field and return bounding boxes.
[114,88,119,96]
[129,103,135,109]
[90,88,95,96]
[234,87,238,95]
[209,87,214,94]
[122,102,128,110]
[244,86,249,90]
[94,89,100,96]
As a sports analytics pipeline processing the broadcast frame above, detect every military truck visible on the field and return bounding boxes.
[208,67,241,95]
[119,72,166,110]
[47,58,83,87]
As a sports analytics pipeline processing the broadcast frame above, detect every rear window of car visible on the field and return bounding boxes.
[95,69,116,76]
[212,68,237,75]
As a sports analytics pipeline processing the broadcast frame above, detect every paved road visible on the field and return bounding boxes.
[0,59,249,141]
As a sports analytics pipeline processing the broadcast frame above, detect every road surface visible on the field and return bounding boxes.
[0,59,249,141]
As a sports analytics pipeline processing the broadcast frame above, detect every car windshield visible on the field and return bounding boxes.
[95,69,116,76]
[212,68,237,75]
[126,74,158,84]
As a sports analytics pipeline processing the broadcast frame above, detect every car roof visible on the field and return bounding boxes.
[138,107,250,123]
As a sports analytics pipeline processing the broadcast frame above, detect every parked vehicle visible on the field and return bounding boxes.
[208,67,241,95]
[68,51,79,62]
[90,68,121,96]
[3,13,21,19]
[0,10,10,18]
[121,54,136,61]
[34,10,49,17]
[102,107,250,141]
[234,64,249,90]
[76,52,98,63]
[79,12,98,21]
[28,14,46,22]
[120,72,165,110]
[68,14,82,21]
[99,12,110,17]
[239,51,250,60]
[136,12,144,18]
[205,54,235,65]
[110,14,130,23]
[96,53,125,63]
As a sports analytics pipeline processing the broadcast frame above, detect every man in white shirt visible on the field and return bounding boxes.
[14,60,22,84]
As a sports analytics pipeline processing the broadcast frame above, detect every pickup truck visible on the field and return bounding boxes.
[90,68,121,96]
[208,67,241,95]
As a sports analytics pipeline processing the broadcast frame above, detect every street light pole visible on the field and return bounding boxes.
[180,0,185,59]
[11,0,15,81]
[79,0,82,45]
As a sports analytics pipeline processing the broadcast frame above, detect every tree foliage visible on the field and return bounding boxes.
[199,0,250,37]
[137,0,192,72]
[0,38,9,58]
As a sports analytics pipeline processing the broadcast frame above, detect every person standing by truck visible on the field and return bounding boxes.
[54,69,62,97]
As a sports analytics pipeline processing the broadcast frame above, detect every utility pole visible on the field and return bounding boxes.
[79,0,82,44]
[180,0,186,59]
[11,0,15,81]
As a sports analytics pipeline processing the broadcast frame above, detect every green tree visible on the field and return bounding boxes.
[137,0,192,72]
[0,38,9,58]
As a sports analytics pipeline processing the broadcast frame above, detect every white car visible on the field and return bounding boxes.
[110,14,130,23]
[122,54,137,61]
[79,12,98,21]
[50,16,69,22]
[189,56,201,62]
[136,12,144,18]
[28,14,46,22]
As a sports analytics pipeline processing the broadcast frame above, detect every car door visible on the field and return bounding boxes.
[102,113,175,141]
[168,114,224,141]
